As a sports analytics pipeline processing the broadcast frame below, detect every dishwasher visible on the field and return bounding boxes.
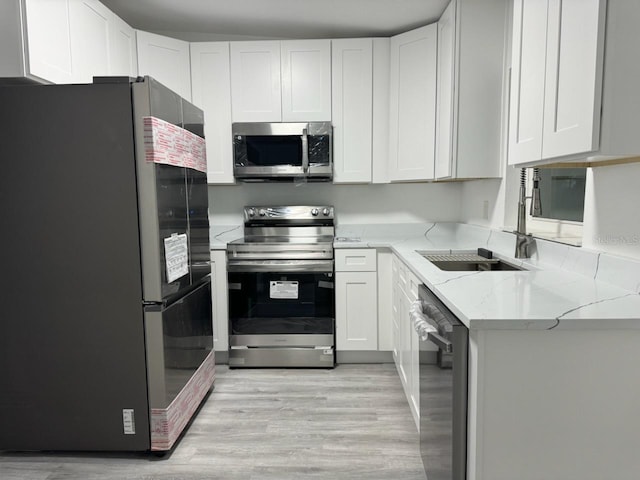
[412,284,469,480]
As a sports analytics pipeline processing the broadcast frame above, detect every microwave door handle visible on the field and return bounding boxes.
[301,127,309,173]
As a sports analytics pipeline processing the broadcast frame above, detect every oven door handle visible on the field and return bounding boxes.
[227,259,334,273]
[301,127,309,173]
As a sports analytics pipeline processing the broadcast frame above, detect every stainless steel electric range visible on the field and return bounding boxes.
[226,206,335,368]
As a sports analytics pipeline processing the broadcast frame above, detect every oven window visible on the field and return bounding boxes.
[228,272,335,335]
[235,135,303,167]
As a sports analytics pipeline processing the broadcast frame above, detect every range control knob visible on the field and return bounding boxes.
[322,208,331,216]
[247,208,256,217]
[311,208,319,216]
[259,209,267,217]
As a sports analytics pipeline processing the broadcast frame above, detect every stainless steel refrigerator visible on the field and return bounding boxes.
[0,76,214,452]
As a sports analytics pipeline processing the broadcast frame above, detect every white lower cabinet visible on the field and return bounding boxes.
[335,249,378,351]
[210,250,229,353]
[392,253,421,430]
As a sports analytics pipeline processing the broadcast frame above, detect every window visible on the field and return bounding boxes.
[527,167,587,245]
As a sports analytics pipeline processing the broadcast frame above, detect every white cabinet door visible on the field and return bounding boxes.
[434,0,455,180]
[376,250,393,352]
[210,250,229,353]
[407,269,421,429]
[281,40,331,121]
[24,0,74,84]
[191,42,234,185]
[391,255,401,366]
[509,0,606,166]
[108,13,137,77]
[332,38,373,183]
[400,286,412,400]
[230,41,282,122]
[69,0,110,83]
[541,0,605,160]
[336,271,378,351]
[137,30,191,100]
[508,0,548,165]
[389,24,438,181]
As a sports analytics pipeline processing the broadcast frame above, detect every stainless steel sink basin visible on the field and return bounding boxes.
[418,251,527,272]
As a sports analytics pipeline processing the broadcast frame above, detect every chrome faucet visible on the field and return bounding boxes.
[514,168,541,259]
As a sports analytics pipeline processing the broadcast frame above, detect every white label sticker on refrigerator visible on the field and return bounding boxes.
[270,281,299,299]
[122,409,136,435]
[164,233,188,283]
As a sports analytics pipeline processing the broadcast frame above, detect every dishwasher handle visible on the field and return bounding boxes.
[410,300,453,352]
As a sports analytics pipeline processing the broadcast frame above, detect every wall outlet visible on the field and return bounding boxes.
[482,200,490,220]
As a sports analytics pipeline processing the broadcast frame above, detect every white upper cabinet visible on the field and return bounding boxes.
[541,0,604,160]
[23,0,74,83]
[508,0,614,166]
[108,13,137,77]
[230,41,282,122]
[191,42,234,185]
[435,0,508,180]
[388,24,438,182]
[230,40,331,123]
[434,1,455,180]
[281,40,332,122]
[137,31,192,100]
[69,0,111,83]
[331,38,373,183]
[0,0,137,84]
[508,0,548,165]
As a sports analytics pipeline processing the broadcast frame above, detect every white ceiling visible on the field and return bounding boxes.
[100,0,450,41]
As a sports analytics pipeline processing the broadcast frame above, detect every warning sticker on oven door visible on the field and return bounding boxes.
[270,281,299,299]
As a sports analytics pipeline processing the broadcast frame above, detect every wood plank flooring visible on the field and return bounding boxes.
[0,364,427,480]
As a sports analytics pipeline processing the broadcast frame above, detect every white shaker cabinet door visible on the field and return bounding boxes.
[108,13,137,77]
[210,250,229,353]
[388,24,438,182]
[230,41,282,122]
[434,0,455,180]
[190,42,234,185]
[331,38,373,184]
[137,30,191,100]
[508,0,548,165]
[335,271,378,351]
[23,0,74,84]
[541,0,606,160]
[281,39,332,122]
[69,0,110,83]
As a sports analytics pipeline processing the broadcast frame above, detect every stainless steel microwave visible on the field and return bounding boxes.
[232,122,332,181]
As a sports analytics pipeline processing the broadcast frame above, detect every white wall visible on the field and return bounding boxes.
[583,162,640,260]
[208,182,463,225]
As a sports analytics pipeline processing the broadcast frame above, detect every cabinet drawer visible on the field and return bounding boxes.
[335,249,377,272]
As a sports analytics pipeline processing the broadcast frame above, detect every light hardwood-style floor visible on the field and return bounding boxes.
[0,364,427,480]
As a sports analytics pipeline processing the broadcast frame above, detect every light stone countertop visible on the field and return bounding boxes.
[211,221,640,330]
[210,224,243,250]
[336,223,640,331]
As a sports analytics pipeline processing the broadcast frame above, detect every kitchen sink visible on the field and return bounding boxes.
[418,251,527,272]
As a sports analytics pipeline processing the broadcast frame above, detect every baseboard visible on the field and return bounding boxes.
[214,350,229,365]
[336,350,394,364]
[215,350,396,365]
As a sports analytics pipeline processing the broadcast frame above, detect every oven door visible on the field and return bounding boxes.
[227,260,335,367]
